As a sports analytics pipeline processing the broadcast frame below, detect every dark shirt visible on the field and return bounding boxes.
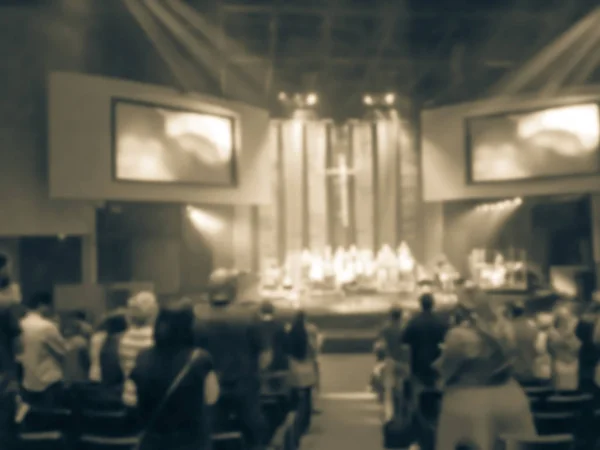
[194,304,263,386]
[0,301,21,384]
[131,347,213,437]
[257,318,289,371]
[403,311,449,384]
[100,333,124,387]
[575,318,599,380]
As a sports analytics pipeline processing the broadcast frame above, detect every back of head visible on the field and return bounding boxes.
[154,298,195,350]
[127,291,158,328]
[508,301,525,318]
[99,308,128,335]
[389,305,403,322]
[259,300,275,320]
[207,268,238,306]
[419,293,435,312]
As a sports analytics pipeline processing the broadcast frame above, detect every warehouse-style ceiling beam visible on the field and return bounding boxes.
[221,3,553,21]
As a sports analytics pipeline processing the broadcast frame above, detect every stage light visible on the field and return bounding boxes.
[278,91,287,101]
[363,95,374,106]
[384,93,395,105]
[306,93,318,106]
[514,197,523,205]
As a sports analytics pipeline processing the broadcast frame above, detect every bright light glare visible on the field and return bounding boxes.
[186,206,223,234]
[517,104,599,153]
[384,93,395,105]
[162,112,232,163]
[476,197,523,212]
[116,136,176,181]
[306,93,318,106]
[363,95,374,106]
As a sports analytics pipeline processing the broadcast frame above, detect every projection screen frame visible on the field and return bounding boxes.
[464,102,600,185]
[110,97,239,187]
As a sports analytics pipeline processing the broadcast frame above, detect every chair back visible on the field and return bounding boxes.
[496,434,573,450]
[545,394,592,413]
[533,412,577,435]
[20,407,72,433]
[17,431,67,450]
[79,435,138,450]
[523,386,553,401]
[80,409,137,437]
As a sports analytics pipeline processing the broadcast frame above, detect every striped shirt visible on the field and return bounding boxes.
[119,326,153,406]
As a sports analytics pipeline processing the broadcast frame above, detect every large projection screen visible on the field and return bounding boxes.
[112,99,237,186]
[466,103,600,183]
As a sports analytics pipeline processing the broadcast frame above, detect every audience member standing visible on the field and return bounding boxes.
[286,310,319,432]
[0,254,22,449]
[256,300,289,372]
[547,307,581,391]
[194,269,267,450]
[89,309,128,386]
[402,294,449,389]
[507,302,538,384]
[132,299,218,450]
[434,291,535,450]
[578,294,600,392]
[19,292,67,407]
[120,291,158,407]
[378,305,406,364]
[61,314,90,384]
[533,313,553,383]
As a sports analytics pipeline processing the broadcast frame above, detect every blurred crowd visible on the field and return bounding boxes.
[372,287,600,450]
[0,258,322,450]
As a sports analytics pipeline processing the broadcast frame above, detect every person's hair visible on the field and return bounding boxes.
[29,292,53,310]
[154,298,195,350]
[97,309,128,335]
[287,310,309,360]
[260,300,275,317]
[127,291,158,327]
[207,269,238,305]
[508,301,525,318]
[420,293,435,312]
[389,305,402,321]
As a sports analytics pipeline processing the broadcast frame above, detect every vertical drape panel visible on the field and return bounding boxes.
[398,119,420,255]
[257,124,279,270]
[305,121,328,253]
[376,120,398,248]
[282,120,305,282]
[233,205,252,271]
[352,121,375,252]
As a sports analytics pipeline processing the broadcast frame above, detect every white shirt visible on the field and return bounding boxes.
[20,312,66,392]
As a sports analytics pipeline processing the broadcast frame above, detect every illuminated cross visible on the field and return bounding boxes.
[326,154,356,228]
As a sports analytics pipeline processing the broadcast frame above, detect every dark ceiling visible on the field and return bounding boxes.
[2,0,597,120]
[183,0,598,117]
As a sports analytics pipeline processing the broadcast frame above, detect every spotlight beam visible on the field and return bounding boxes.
[265,11,279,96]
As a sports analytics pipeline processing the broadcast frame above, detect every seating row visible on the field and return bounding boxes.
[17,390,309,450]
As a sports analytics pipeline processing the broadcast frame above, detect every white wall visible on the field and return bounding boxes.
[48,72,273,206]
[421,88,600,202]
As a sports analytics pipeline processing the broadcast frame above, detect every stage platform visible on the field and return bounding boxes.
[192,288,564,354]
